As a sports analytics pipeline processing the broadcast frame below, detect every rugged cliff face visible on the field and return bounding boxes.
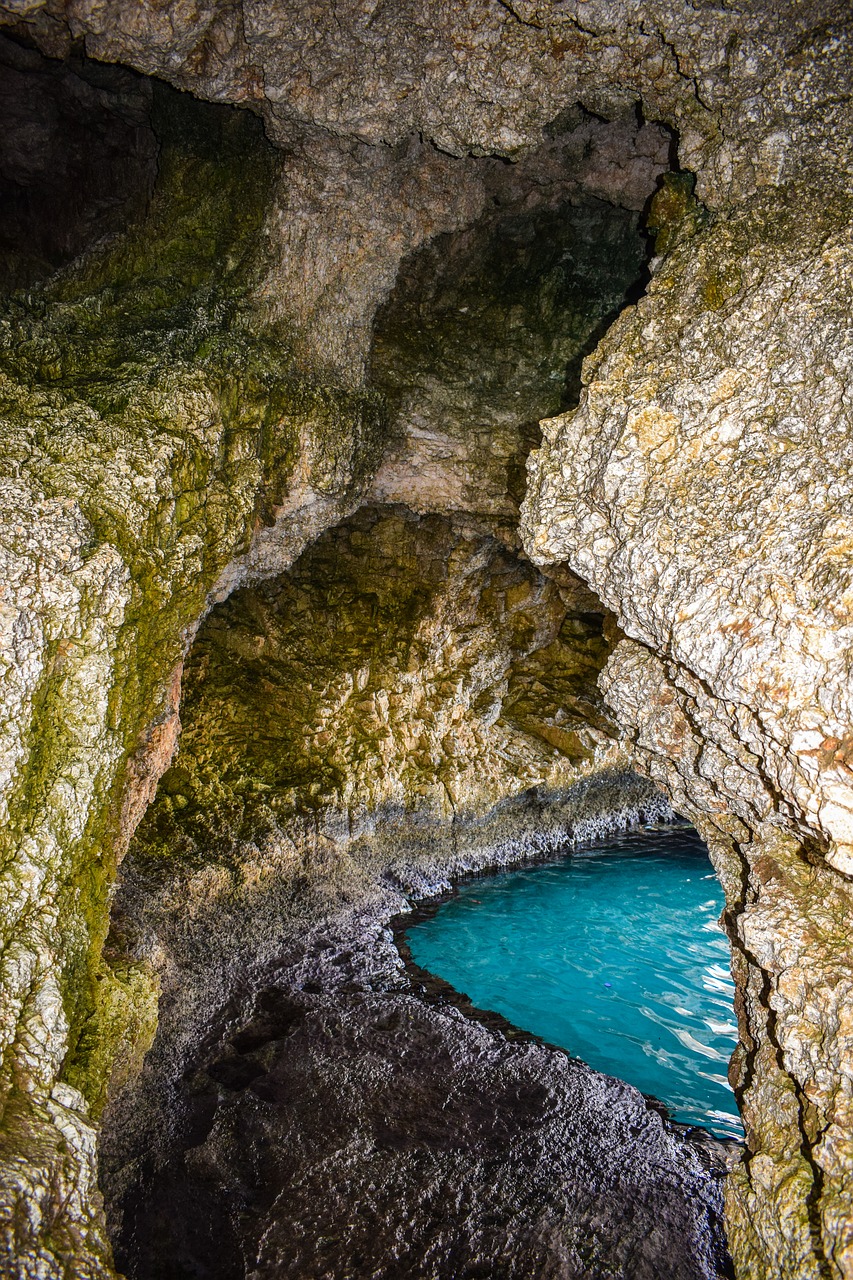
[0,2,851,1279]
[522,183,853,1276]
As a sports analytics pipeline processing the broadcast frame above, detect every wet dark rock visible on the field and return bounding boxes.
[110,894,730,1280]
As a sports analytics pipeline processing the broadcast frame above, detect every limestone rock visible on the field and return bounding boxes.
[131,503,620,865]
[0,1,851,1276]
[4,0,851,207]
[522,178,853,1279]
[0,73,384,1278]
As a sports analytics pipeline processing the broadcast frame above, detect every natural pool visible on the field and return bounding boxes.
[406,825,742,1139]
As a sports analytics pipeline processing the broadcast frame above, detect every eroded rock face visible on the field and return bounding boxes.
[99,503,685,1279]
[521,175,853,1278]
[128,503,621,866]
[0,73,384,1278]
[368,123,665,535]
[523,190,853,871]
[4,0,851,206]
[0,38,671,1273]
[0,1,851,1278]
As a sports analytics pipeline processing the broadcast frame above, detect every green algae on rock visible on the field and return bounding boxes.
[0,75,385,1279]
[130,504,620,876]
[0,2,851,1277]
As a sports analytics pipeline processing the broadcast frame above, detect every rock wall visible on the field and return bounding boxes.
[0,71,385,1278]
[0,41,662,1272]
[128,504,619,861]
[0,2,851,1278]
[521,149,853,1280]
[4,0,850,206]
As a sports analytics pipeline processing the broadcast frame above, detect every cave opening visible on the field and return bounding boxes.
[84,82,721,1280]
[105,504,717,1280]
[0,32,159,291]
[0,32,729,1277]
[1,4,851,1278]
[367,106,670,540]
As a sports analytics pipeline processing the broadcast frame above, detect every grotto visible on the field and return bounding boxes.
[0,2,851,1279]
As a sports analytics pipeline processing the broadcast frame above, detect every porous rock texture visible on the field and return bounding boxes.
[520,46,853,1280]
[0,62,385,1279]
[0,1,851,1279]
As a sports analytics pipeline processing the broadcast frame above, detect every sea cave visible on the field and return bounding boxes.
[0,4,852,1279]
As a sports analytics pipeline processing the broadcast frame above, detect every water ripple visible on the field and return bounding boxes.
[406,826,742,1138]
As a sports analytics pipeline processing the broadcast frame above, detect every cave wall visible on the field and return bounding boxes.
[367,140,664,534]
[0,68,385,1278]
[520,127,853,1280]
[4,0,849,205]
[127,504,624,869]
[0,35,158,290]
[0,2,850,1279]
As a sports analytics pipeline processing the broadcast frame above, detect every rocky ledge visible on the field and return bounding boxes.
[102,781,731,1280]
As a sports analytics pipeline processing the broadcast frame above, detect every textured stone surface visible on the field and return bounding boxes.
[0,1,851,1277]
[523,189,853,869]
[103,876,728,1280]
[367,126,665,536]
[522,175,853,1278]
[135,503,618,858]
[3,0,851,207]
[254,109,667,376]
[99,499,709,1278]
[0,74,384,1279]
[4,0,852,380]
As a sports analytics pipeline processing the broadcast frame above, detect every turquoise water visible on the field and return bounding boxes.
[406,826,742,1138]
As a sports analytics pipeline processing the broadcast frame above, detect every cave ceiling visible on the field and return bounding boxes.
[0,3,851,1280]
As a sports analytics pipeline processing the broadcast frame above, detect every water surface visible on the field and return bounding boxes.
[406,825,741,1138]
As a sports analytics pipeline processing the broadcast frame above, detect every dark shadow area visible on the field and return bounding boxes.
[367,115,664,530]
[0,34,159,291]
[371,194,649,421]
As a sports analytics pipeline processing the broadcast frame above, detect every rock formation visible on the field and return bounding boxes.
[522,179,853,1277]
[0,1,850,1278]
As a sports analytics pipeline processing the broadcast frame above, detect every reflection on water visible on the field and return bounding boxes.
[406,825,742,1138]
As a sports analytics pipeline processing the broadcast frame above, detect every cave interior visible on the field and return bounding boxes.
[1,9,852,1280]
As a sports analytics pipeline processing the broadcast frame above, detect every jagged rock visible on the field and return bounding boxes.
[0,70,384,1278]
[521,154,853,1280]
[0,1,851,1277]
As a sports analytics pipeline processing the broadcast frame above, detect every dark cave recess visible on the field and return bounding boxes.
[0,34,160,291]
